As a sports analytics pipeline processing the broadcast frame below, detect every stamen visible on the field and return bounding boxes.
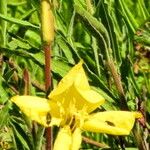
[69,115,76,131]
[46,112,51,125]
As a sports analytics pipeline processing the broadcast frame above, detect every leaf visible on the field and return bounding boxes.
[8,38,31,50]
[10,120,33,150]
[34,126,45,150]
[56,38,75,64]
[98,2,122,63]
[118,0,150,34]
[1,47,44,67]
[8,8,37,34]
[74,3,110,48]
[4,69,15,83]
[24,30,41,48]
[0,102,11,128]
[0,0,7,46]
[0,13,39,29]
[7,1,27,6]
[52,59,71,77]
[0,76,9,104]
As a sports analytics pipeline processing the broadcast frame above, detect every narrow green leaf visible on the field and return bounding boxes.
[10,121,33,150]
[0,0,7,46]
[7,1,27,6]
[0,76,9,104]
[52,59,71,77]
[57,38,75,64]
[91,37,101,76]
[4,68,15,82]
[0,13,39,29]
[1,47,44,67]
[24,30,41,48]
[34,126,45,150]
[74,3,110,48]
[0,102,11,128]
[8,38,31,50]
[8,8,37,33]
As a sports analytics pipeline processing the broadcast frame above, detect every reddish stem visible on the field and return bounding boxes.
[44,43,52,150]
[23,69,30,95]
[44,44,51,92]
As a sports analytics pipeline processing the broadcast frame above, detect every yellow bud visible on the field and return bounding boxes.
[41,0,55,43]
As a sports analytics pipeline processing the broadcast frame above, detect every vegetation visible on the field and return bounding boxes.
[0,0,149,149]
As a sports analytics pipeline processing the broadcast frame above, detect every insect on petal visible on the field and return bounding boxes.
[82,111,142,135]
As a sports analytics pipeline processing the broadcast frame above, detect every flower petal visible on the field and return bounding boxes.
[74,88,105,112]
[82,111,142,135]
[49,61,105,113]
[48,60,89,100]
[53,126,72,150]
[11,95,50,127]
[48,101,63,126]
[71,128,82,150]
[11,95,63,127]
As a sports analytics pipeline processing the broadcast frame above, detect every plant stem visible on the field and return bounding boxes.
[44,44,52,92]
[40,0,55,149]
[44,44,52,150]
[23,69,30,95]
[107,60,128,110]
[82,136,109,148]
[31,80,45,92]
[133,128,147,150]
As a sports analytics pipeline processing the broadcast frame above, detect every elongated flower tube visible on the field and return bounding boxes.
[11,61,142,150]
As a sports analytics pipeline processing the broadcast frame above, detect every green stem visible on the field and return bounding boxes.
[82,136,109,148]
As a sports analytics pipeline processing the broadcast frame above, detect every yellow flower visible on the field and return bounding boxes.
[11,61,142,150]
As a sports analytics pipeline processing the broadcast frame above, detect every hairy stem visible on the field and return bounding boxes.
[23,69,30,95]
[107,60,128,110]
